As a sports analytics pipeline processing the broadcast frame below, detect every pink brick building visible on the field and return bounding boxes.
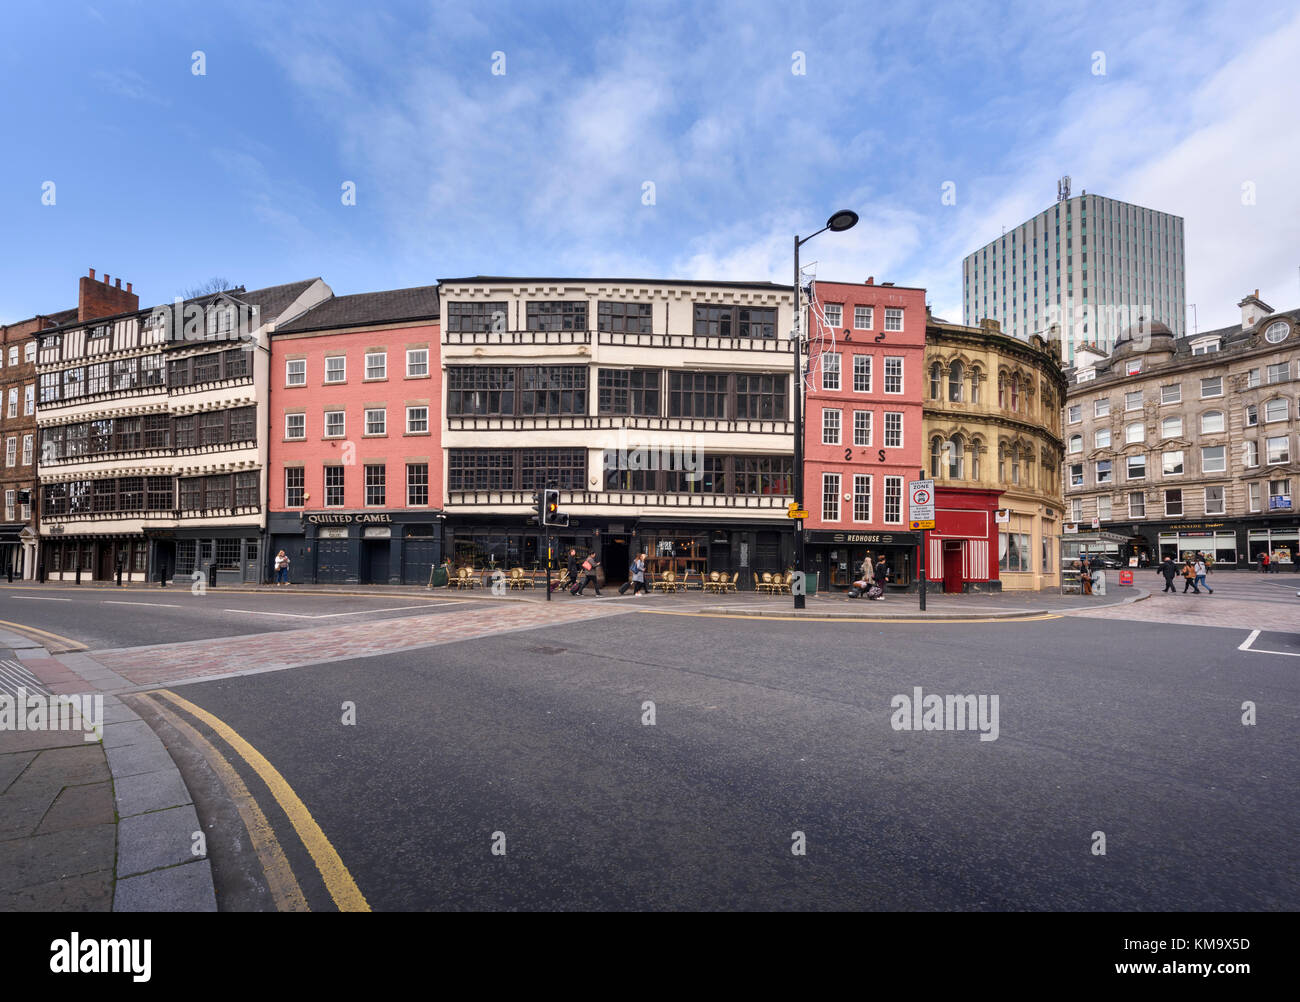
[266,287,443,584]
[800,280,927,590]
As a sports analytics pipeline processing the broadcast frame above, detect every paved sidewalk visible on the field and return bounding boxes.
[0,577,1150,619]
[0,629,215,912]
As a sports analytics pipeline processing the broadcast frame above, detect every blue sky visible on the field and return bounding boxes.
[2,0,1297,331]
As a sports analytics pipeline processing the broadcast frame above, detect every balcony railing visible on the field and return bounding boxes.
[446,415,793,434]
[42,504,262,523]
[447,490,791,510]
[441,329,793,353]
[443,330,591,347]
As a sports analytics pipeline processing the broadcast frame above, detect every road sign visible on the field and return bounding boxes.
[788,508,810,519]
[908,479,935,530]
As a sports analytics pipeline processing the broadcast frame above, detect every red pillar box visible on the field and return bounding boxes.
[1118,570,1134,587]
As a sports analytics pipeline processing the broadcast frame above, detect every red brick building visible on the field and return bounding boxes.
[266,286,443,584]
[801,279,928,589]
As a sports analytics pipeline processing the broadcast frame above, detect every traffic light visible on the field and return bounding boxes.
[531,491,544,525]
[542,488,568,526]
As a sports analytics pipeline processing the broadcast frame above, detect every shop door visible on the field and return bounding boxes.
[316,540,350,583]
[604,539,629,583]
[402,537,439,585]
[99,543,117,581]
[943,541,964,593]
[362,540,390,584]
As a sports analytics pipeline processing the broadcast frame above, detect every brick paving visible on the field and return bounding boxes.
[1067,573,1300,631]
[83,601,630,688]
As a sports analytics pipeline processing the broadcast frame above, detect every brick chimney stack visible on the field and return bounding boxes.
[78,267,140,322]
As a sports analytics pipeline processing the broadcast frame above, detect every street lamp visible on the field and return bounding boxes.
[793,209,859,609]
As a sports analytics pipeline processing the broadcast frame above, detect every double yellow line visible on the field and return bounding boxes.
[136,689,370,912]
[0,618,86,652]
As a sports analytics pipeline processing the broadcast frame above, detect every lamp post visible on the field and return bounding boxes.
[793,209,859,609]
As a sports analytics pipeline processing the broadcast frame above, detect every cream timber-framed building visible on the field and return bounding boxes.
[438,276,799,586]
[35,279,331,583]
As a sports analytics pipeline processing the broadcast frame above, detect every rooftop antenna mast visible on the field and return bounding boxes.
[1057,175,1071,201]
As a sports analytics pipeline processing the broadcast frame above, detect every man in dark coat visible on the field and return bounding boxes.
[1157,556,1178,593]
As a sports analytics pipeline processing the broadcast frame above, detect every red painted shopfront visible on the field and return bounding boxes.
[927,486,1002,592]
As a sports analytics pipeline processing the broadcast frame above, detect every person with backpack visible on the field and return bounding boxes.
[618,552,647,596]
[1181,558,1200,594]
[1157,556,1178,593]
[1194,556,1213,594]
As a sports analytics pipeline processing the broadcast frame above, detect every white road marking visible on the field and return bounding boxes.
[223,609,316,619]
[221,604,450,620]
[103,601,183,608]
[310,603,458,618]
[10,596,71,602]
[1238,628,1300,656]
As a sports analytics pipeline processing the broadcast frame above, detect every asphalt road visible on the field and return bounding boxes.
[0,585,462,649]
[147,608,1298,910]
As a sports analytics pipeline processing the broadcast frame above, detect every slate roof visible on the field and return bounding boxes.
[1065,306,1300,381]
[276,285,440,333]
[438,275,791,291]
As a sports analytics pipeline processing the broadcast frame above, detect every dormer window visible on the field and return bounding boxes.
[1190,337,1220,355]
[1264,320,1290,344]
[1076,368,1096,383]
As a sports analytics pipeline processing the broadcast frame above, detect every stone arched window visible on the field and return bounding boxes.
[998,373,1006,408]
[948,361,964,403]
[969,366,982,404]
[970,437,983,479]
[1010,373,1020,412]
[930,362,943,401]
[948,435,965,479]
[998,443,1007,482]
[930,435,945,479]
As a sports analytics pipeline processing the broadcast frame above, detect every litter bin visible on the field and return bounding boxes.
[430,563,450,588]
[803,570,818,596]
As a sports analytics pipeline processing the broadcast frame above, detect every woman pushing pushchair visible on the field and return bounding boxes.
[847,551,885,600]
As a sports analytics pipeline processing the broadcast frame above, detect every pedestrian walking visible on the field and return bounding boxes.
[631,552,648,596]
[1181,558,1200,593]
[874,555,891,599]
[1194,557,1213,594]
[274,549,290,586]
[1259,551,1270,573]
[1157,556,1178,593]
[554,548,578,594]
[575,552,601,596]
